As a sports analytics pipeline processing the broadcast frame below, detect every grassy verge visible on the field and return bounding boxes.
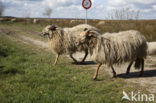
[0,22,154,103]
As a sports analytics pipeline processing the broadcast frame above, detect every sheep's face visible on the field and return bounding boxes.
[76,29,98,47]
[41,25,58,37]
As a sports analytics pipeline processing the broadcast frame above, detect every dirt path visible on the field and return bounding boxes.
[19,35,49,49]
[10,34,156,93]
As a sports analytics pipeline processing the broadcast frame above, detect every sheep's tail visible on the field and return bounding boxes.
[134,58,142,69]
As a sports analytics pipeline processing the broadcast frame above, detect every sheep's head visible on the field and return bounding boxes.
[41,25,59,38]
[76,28,99,47]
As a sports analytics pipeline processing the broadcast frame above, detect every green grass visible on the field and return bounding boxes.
[0,22,154,103]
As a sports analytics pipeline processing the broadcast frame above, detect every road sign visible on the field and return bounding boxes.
[82,0,92,10]
[82,0,92,24]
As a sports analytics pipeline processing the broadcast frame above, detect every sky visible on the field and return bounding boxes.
[1,0,156,19]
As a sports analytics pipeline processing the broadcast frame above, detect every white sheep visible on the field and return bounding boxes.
[76,29,148,80]
[41,24,98,65]
[10,18,17,22]
[33,19,39,24]
[147,42,156,56]
[97,21,105,25]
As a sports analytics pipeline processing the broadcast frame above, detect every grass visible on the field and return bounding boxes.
[0,22,155,103]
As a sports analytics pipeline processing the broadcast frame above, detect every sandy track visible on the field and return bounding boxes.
[20,35,49,49]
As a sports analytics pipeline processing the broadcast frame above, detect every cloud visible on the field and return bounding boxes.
[1,0,156,19]
[132,0,156,4]
[3,1,45,17]
[106,0,156,19]
[107,0,156,11]
[41,0,81,8]
[153,5,156,10]
[2,0,84,18]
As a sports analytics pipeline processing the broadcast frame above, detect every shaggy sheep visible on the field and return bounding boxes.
[147,42,156,56]
[41,24,98,65]
[76,29,147,80]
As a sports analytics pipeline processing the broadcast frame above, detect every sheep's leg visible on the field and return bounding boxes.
[53,54,59,66]
[139,59,144,77]
[80,50,88,63]
[126,61,133,75]
[93,63,102,80]
[111,65,116,77]
[70,54,78,63]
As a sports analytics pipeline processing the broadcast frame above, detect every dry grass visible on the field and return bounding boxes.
[1,17,156,41]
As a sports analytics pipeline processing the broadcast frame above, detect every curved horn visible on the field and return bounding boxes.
[86,30,110,41]
[86,30,99,37]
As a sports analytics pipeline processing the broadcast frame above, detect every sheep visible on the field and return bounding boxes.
[41,24,98,65]
[97,21,105,25]
[33,19,39,24]
[10,18,17,22]
[76,29,148,80]
[147,42,156,56]
[70,20,76,24]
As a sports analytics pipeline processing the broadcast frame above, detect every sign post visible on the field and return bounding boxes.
[85,10,87,24]
[82,0,92,24]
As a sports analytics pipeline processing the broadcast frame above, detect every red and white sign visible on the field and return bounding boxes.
[82,0,92,10]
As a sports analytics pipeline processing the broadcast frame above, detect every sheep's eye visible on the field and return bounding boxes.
[84,28,88,31]
[86,35,92,39]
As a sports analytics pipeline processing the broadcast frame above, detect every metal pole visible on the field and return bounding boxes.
[85,9,87,24]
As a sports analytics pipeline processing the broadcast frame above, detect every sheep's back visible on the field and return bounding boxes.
[93,30,147,65]
[147,42,156,55]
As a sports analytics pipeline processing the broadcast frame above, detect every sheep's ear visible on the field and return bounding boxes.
[49,25,57,31]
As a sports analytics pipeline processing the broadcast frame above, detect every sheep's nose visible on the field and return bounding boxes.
[41,33,43,35]
[40,33,44,36]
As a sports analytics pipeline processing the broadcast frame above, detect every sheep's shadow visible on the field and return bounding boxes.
[0,66,5,71]
[0,66,5,68]
[72,61,96,65]
[117,69,156,78]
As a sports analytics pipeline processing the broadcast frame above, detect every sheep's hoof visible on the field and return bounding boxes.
[93,77,97,80]
[53,63,57,66]
[112,72,117,78]
[74,62,79,65]
[80,61,85,64]
[126,72,129,75]
[112,75,117,78]
[73,61,78,64]
[74,61,83,65]
[139,73,143,77]
[77,61,84,65]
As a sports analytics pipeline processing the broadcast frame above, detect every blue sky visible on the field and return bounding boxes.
[1,0,156,19]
